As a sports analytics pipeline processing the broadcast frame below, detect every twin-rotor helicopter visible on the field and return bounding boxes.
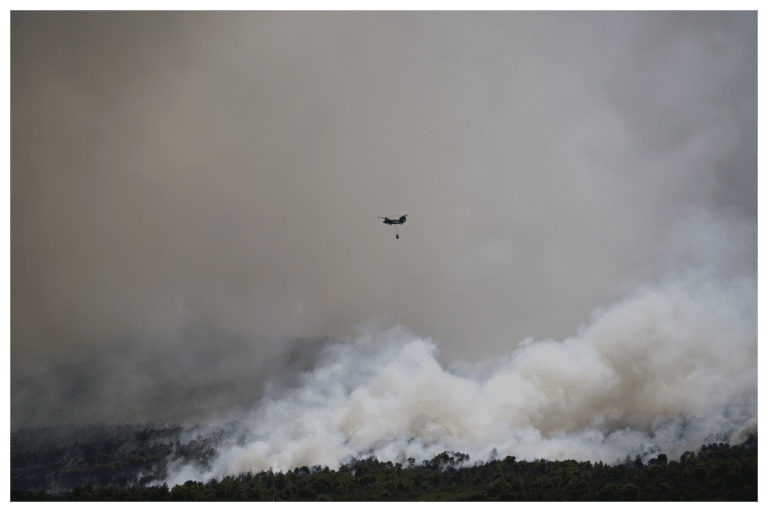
[377,214,409,239]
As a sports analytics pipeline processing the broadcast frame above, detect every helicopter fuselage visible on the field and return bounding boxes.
[381,216,407,225]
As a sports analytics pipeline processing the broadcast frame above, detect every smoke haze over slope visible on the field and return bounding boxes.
[11,10,756,468]
[164,264,756,486]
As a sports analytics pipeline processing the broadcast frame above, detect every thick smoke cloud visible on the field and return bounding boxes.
[11,8,756,460]
[200,208,754,478]
[163,252,755,485]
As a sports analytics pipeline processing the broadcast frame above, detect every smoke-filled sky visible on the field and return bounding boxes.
[11,9,756,464]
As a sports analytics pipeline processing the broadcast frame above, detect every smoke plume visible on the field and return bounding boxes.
[11,11,756,477]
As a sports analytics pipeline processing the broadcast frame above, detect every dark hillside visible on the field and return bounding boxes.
[11,429,757,501]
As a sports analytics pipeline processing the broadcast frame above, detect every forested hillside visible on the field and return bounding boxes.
[12,432,757,501]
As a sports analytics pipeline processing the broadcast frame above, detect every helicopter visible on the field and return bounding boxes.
[377,215,409,239]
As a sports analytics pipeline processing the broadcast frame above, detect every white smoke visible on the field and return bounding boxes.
[162,214,756,487]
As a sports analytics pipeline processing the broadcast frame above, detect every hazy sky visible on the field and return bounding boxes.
[11,11,756,431]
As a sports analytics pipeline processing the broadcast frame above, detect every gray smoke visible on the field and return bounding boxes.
[159,215,756,485]
[12,10,756,469]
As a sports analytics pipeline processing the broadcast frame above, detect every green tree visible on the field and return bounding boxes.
[487,475,512,500]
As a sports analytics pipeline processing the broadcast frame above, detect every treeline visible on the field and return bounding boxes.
[12,434,757,501]
[11,424,219,496]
